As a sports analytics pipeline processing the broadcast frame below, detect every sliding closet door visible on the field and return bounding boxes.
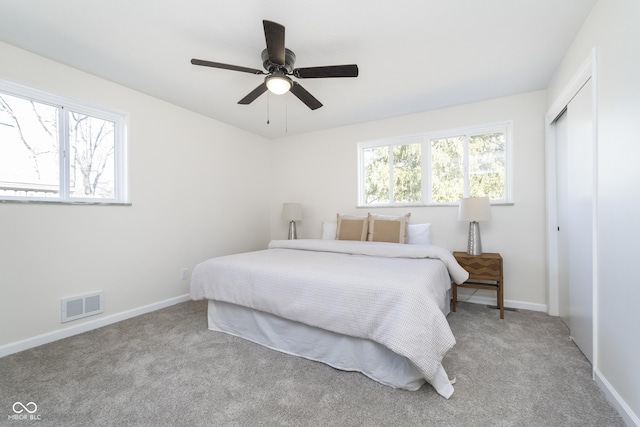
[557,79,594,363]
[555,110,570,328]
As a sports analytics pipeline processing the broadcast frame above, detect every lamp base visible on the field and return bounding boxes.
[467,221,483,255]
[288,221,297,240]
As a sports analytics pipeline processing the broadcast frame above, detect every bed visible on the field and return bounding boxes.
[190,238,469,398]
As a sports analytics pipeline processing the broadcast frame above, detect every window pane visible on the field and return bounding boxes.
[431,136,464,203]
[0,93,60,198]
[393,143,421,203]
[469,132,506,200]
[68,111,115,199]
[363,146,390,204]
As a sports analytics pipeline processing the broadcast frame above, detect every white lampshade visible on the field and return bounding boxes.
[266,75,292,95]
[458,197,492,222]
[282,203,303,222]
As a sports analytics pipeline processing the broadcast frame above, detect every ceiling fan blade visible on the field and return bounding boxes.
[293,64,359,79]
[289,82,323,110]
[191,58,265,75]
[238,82,268,105]
[263,20,285,66]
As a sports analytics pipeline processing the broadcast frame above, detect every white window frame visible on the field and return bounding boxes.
[0,79,129,204]
[357,121,513,207]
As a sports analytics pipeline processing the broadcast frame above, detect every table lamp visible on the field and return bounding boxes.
[282,203,303,240]
[458,197,491,255]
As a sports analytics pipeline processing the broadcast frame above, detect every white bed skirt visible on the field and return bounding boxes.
[206,291,454,398]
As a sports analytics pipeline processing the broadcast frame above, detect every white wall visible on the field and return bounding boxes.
[270,91,548,310]
[547,0,640,424]
[0,42,272,348]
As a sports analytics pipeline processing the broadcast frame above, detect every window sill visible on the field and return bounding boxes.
[0,199,132,206]
[356,202,514,208]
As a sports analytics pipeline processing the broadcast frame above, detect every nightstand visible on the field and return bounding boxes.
[452,252,504,319]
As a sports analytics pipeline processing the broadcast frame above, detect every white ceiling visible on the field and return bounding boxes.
[0,0,595,140]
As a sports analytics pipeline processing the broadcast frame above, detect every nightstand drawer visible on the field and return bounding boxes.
[453,252,502,279]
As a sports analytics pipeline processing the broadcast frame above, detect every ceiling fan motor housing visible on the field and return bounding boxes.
[262,48,296,74]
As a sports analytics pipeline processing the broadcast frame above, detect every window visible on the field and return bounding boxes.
[358,122,512,206]
[0,80,128,203]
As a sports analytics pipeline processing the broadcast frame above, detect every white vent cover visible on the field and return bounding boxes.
[61,292,104,323]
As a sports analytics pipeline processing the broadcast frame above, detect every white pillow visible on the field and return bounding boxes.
[407,223,432,245]
[322,221,338,240]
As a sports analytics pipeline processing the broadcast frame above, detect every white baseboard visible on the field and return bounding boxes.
[594,368,640,427]
[456,292,548,313]
[0,294,190,358]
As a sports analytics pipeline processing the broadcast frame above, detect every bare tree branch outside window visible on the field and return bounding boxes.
[0,92,116,199]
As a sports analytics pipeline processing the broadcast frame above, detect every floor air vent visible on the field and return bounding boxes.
[61,292,104,323]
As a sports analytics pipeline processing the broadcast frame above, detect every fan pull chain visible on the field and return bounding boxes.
[266,93,270,124]
[285,96,288,133]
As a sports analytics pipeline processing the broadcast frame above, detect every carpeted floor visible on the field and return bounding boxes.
[0,300,624,426]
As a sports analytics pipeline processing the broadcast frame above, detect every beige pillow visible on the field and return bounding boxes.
[367,213,411,243]
[336,214,368,241]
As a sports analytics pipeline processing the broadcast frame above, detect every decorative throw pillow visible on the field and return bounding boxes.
[335,214,368,241]
[367,212,411,243]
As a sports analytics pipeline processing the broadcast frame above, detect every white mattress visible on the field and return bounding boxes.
[206,289,453,397]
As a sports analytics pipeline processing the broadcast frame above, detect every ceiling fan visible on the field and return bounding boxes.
[191,20,359,110]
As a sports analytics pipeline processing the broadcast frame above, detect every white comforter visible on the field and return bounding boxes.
[190,239,469,394]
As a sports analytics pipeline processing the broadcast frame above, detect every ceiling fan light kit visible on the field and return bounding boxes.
[265,72,292,95]
[191,20,358,110]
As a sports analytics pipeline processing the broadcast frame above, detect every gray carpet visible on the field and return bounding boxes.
[0,301,624,426]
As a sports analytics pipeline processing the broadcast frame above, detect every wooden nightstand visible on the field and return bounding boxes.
[452,252,504,319]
